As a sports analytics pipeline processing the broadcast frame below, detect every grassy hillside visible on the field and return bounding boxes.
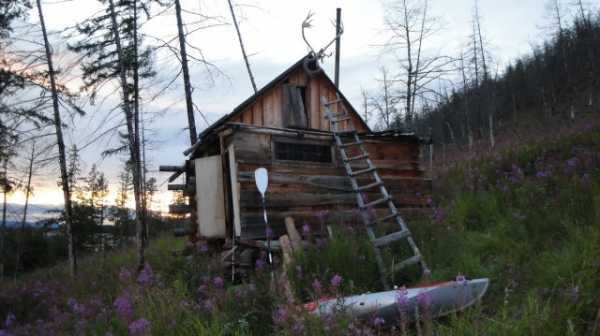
[1,127,599,335]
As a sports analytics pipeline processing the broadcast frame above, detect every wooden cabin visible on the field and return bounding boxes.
[165,54,432,243]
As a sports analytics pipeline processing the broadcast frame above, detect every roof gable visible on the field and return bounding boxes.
[197,54,371,140]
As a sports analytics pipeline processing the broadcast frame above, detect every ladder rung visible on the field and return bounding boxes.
[335,129,357,136]
[356,180,383,192]
[391,255,422,273]
[373,230,410,247]
[344,153,369,163]
[324,99,342,106]
[349,166,376,177]
[361,195,392,209]
[339,140,363,148]
[332,116,352,123]
[369,211,398,226]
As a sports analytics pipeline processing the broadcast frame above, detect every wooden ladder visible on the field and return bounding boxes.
[321,96,431,290]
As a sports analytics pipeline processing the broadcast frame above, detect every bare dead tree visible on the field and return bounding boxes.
[459,51,473,151]
[382,0,452,129]
[472,1,494,150]
[227,0,257,94]
[369,66,397,130]
[35,0,77,276]
[107,0,145,271]
[360,87,371,126]
[174,0,199,145]
[0,159,8,279]
[15,142,35,279]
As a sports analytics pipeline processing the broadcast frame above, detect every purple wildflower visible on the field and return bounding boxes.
[292,321,305,334]
[197,242,209,253]
[0,330,14,336]
[302,223,311,236]
[255,258,266,270]
[330,274,342,288]
[202,299,215,312]
[113,294,133,319]
[396,286,409,309]
[535,170,551,178]
[67,298,87,315]
[4,314,15,328]
[432,207,445,223]
[265,227,273,238]
[566,157,578,168]
[417,290,432,308]
[273,306,288,325]
[455,274,467,285]
[128,318,150,336]
[315,210,329,222]
[508,164,524,184]
[312,279,322,295]
[137,263,154,286]
[212,276,224,289]
[372,316,385,328]
[119,268,132,283]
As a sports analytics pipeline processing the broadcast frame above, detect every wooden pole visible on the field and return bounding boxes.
[334,8,341,88]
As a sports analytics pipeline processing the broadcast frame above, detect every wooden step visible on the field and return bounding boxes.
[368,211,399,226]
[332,116,352,123]
[339,140,363,148]
[355,180,383,192]
[344,153,369,163]
[335,129,357,136]
[361,195,393,209]
[391,255,422,273]
[373,230,410,247]
[349,166,376,177]
[324,99,342,106]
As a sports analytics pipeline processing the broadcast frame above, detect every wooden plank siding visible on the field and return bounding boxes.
[231,67,368,133]
[227,129,431,240]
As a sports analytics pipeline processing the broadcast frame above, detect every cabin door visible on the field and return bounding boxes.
[194,155,226,238]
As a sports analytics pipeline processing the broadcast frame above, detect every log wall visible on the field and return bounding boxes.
[226,128,432,240]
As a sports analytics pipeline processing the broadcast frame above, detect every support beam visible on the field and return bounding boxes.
[159,165,184,172]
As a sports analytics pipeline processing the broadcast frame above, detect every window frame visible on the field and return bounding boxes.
[272,137,334,164]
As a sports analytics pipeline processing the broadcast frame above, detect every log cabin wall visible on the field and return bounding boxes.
[224,127,432,240]
[228,67,368,133]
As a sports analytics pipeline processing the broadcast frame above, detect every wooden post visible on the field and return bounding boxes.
[284,217,302,250]
[278,235,296,303]
[334,8,341,88]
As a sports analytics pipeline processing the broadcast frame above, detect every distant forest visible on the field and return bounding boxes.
[390,5,600,149]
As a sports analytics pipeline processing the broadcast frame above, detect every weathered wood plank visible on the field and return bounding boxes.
[169,204,192,214]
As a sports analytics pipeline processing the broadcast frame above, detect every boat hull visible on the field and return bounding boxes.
[306,278,489,324]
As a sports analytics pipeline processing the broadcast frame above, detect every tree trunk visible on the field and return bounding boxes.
[227,0,257,94]
[107,0,145,271]
[174,0,199,146]
[15,143,35,278]
[36,0,76,277]
[488,113,495,150]
[1,160,8,279]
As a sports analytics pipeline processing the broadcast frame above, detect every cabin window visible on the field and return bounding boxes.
[274,141,332,163]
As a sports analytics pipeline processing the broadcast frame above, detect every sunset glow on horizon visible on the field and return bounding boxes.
[6,186,175,213]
